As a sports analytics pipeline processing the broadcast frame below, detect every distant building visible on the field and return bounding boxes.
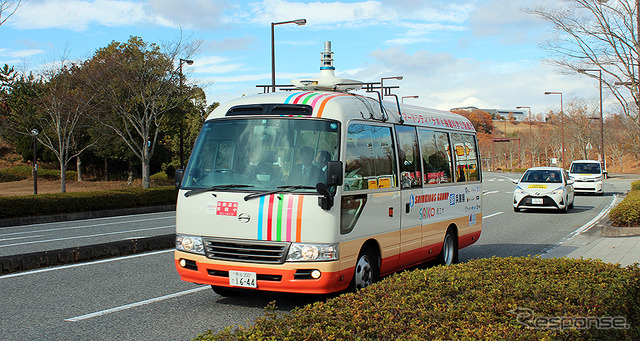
[451,106,528,122]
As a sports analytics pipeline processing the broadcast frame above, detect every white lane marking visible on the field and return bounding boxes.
[483,190,499,195]
[0,249,174,279]
[540,194,618,255]
[0,235,45,242]
[0,226,174,248]
[65,287,209,322]
[483,212,504,219]
[0,215,175,235]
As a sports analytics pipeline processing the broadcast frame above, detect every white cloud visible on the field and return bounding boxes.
[8,49,47,58]
[468,0,547,43]
[9,0,151,30]
[147,0,228,29]
[192,55,246,74]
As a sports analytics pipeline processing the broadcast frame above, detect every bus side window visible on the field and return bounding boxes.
[418,129,453,185]
[395,125,421,189]
[451,133,480,182]
[344,123,397,191]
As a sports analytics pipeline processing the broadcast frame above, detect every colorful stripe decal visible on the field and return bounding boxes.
[292,92,313,104]
[317,94,347,118]
[286,194,294,242]
[276,194,284,241]
[296,196,304,242]
[285,92,303,103]
[257,196,265,240]
[267,194,275,240]
[284,92,349,117]
[258,194,304,242]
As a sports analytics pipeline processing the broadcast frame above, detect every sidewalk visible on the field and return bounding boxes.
[542,194,640,267]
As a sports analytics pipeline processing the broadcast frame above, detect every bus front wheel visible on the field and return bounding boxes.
[350,246,379,291]
[438,228,458,266]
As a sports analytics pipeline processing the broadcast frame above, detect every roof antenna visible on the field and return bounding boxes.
[381,76,405,124]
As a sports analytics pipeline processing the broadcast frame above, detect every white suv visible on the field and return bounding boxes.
[568,160,604,195]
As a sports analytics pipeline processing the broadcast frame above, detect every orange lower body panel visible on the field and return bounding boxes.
[175,252,351,294]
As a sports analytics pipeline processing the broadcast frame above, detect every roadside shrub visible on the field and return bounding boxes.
[0,166,77,182]
[0,186,177,219]
[197,257,640,341]
[609,190,640,227]
[631,180,640,192]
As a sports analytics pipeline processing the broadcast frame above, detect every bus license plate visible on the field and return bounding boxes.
[229,270,257,288]
[531,198,543,205]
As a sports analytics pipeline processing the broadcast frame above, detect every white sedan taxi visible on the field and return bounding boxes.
[512,167,575,213]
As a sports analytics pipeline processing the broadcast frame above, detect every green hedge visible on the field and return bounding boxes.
[198,257,640,340]
[609,180,640,227]
[0,165,77,182]
[0,186,177,219]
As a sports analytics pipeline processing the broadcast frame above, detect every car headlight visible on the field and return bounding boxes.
[287,243,339,262]
[176,234,205,255]
[514,186,525,194]
[551,187,564,195]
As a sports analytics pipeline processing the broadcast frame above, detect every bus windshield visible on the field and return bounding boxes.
[182,118,340,192]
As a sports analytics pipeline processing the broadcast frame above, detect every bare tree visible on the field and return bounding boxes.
[0,0,24,26]
[83,36,199,188]
[36,63,96,192]
[527,0,640,131]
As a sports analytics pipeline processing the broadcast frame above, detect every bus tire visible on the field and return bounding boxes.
[350,246,379,291]
[211,285,243,297]
[437,228,458,266]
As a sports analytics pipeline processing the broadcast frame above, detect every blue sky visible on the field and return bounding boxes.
[0,0,600,116]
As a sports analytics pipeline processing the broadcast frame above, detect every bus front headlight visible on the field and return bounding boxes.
[287,243,339,262]
[176,235,205,255]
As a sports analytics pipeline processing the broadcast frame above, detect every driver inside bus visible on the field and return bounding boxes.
[290,146,322,186]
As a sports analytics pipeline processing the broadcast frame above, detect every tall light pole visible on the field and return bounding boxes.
[544,92,565,168]
[401,95,418,103]
[30,129,38,195]
[577,69,605,168]
[179,58,194,169]
[516,106,533,167]
[271,19,306,92]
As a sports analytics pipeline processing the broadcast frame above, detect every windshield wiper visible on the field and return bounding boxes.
[243,185,317,201]
[184,184,254,197]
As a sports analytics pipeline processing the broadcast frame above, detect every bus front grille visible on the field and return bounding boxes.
[204,238,289,264]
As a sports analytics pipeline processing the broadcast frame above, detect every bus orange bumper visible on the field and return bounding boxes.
[175,251,350,294]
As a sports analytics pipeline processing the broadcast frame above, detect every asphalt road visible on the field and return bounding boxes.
[0,211,175,257]
[0,172,636,340]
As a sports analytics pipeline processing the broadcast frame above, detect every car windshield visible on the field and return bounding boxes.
[570,162,601,174]
[181,117,340,192]
[521,170,562,183]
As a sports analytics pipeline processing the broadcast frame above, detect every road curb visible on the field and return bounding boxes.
[0,234,174,275]
[0,205,176,228]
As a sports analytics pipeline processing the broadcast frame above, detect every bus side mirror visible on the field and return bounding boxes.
[326,161,343,186]
[175,169,184,190]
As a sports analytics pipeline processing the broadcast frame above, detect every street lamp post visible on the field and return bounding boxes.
[179,58,194,169]
[271,19,307,92]
[544,92,565,168]
[577,69,605,168]
[516,106,533,167]
[30,129,38,195]
[401,95,419,103]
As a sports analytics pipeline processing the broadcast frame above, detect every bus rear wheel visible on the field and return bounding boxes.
[437,228,458,266]
[350,246,379,291]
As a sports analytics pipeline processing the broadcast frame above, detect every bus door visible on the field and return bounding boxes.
[343,123,400,274]
[418,129,455,256]
[395,126,424,268]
